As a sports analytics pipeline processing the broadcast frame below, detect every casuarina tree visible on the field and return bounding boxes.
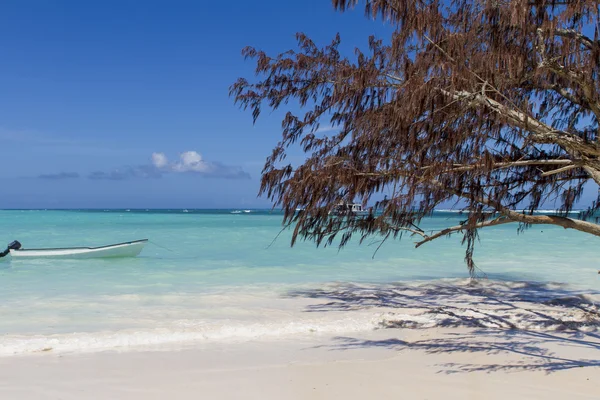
[231,0,600,273]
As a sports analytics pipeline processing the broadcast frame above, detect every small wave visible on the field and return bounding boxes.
[231,210,242,214]
[0,314,382,357]
[3,279,597,357]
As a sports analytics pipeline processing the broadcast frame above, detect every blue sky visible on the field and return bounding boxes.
[0,1,596,208]
[0,0,390,208]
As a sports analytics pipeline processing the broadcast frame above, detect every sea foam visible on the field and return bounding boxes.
[2,279,598,357]
[0,313,383,356]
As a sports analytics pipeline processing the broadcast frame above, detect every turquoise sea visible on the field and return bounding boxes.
[1,209,598,355]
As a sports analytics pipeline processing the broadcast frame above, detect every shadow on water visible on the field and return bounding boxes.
[286,279,600,373]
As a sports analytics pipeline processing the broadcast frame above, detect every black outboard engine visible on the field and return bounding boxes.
[0,240,21,258]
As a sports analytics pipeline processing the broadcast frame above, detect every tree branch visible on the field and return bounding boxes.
[444,159,574,173]
[551,28,597,51]
[439,88,600,159]
[415,217,513,248]
[582,166,600,185]
[342,159,574,177]
[540,164,578,176]
[424,178,600,238]
[500,210,600,236]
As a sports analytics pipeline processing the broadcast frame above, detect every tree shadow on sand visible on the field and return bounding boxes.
[328,329,600,374]
[287,280,600,330]
[286,280,600,373]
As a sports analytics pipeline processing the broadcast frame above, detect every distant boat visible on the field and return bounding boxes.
[294,203,370,216]
[3,239,148,259]
[330,202,369,217]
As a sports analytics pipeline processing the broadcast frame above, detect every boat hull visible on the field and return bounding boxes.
[9,239,148,259]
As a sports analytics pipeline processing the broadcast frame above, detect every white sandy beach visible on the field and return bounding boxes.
[1,326,599,400]
[2,279,600,399]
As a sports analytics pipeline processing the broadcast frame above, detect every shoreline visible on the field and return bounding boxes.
[2,327,598,399]
[2,278,598,357]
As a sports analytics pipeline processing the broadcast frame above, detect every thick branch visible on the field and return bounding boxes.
[440,88,600,159]
[540,164,578,176]
[500,210,600,237]
[343,159,574,177]
[551,28,597,51]
[415,217,513,248]
[582,166,600,185]
[427,179,600,238]
[445,159,574,173]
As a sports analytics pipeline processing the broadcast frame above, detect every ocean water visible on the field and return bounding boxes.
[0,209,598,356]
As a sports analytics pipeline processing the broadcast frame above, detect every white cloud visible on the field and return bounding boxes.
[32,148,250,181]
[151,152,168,169]
[149,150,250,179]
[172,151,212,173]
[153,151,213,173]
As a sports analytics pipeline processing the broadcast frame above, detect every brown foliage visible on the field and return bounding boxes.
[231,0,600,274]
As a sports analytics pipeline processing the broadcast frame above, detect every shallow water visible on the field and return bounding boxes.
[0,209,598,355]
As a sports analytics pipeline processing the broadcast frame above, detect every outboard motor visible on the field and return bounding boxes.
[0,240,21,258]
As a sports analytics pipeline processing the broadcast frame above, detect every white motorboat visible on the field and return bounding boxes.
[1,239,148,259]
